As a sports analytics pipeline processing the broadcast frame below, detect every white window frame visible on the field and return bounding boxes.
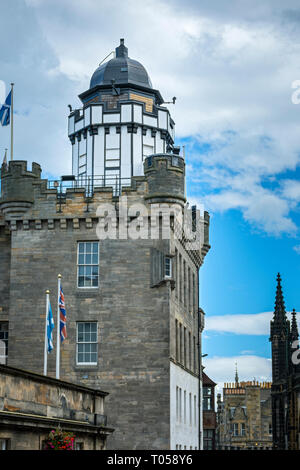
[76,322,98,366]
[77,241,99,288]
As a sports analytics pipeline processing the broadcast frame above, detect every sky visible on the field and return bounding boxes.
[0,0,299,392]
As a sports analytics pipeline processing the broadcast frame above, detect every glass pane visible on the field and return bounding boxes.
[92,276,98,287]
[92,266,98,275]
[86,242,92,253]
[78,254,84,265]
[85,254,91,264]
[84,323,91,333]
[91,352,97,363]
[93,242,98,253]
[85,277,92,287]
[78,343,84,352]
[78,266,84,276]
[78,243,84,253]
[91,323,97,332]
[78,353,84,363]
[91,343,97,352]
[78,276,84,287]
[92,254,98,264]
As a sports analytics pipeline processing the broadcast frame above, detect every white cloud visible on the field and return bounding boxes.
[0,0,299,236]
[205,311,300,335]
[202,354,272,395]
[293,245,300,255]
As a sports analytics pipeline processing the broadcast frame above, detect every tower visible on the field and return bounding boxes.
[0,39,210,449]
[269,273,300,450]
[68,39,175,194]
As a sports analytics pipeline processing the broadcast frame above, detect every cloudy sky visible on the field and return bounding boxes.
[0,0,300,389]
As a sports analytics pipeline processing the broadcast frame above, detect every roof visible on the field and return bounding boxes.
[203,371,217,386]
[90,39,152,90]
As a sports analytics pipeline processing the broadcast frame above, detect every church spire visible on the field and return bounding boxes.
[235,361,239,385]
[291,308,299,342]
[273,273,287,324]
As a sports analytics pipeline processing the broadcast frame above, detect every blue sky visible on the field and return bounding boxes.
[0,0,299,388]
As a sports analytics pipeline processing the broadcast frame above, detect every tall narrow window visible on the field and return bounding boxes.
[175,249,178,298]
[189,393,192,425]
[193,273,196,315]
[188,332,191,370]
[165,256,172,278]
[184,390,186,424]
[77,241,99,287]
[179,388,182,423]
[179,254,182,303]
[76,322,98,365]
[176,386,179,422]
[175,320,179,361]
[183,260,186,306]
[0,323,8,365]
[179,323,182,364]
[194,395,197,426]
[183,327,186,367]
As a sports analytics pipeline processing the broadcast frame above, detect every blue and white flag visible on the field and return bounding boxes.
[0,90,11,126]
[47,301,55,353]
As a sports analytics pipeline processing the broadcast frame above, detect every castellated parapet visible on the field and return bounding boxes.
[0,161,42,218]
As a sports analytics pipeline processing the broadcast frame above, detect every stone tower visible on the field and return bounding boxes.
[269,273,300,450]
[0,40,210,450]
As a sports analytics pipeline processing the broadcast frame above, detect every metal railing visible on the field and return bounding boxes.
[47,175,132,197]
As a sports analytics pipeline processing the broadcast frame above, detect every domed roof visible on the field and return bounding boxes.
[90,39,153,90]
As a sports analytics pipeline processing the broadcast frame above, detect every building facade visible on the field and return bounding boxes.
[0,40,210,449]
[202,371,217,450]
[0,364,113,450]
[216,380,273,450]
[269,273,300,450]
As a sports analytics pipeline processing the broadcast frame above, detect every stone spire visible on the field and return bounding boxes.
[291,308,299,342]
[235,362,239,385]
[273,273,288,324]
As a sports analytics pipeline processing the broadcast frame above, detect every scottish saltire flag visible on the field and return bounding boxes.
[47,302,55,353]
[0,90,11,126]
[59,286,67,343]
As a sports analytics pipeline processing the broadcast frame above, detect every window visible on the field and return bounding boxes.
[241,423,246,436]
[77,242,99,288]
[203,430,214,450]
[233,423,239,436]
[0,323,8,365]
[76,322,98,365]
[269,423,272,435]
[165,256,172,278]
[0,439,9,450]
[75,442,84,450]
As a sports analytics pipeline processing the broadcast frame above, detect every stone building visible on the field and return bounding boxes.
[0,39,210,449]
[269,273,300,450]
[0,364,113,450]
[216,380,273,450]
[202,371,217,450]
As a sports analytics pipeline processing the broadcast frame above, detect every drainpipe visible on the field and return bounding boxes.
[197,269,203,450]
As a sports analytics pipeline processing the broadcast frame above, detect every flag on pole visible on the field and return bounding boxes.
[0,90,11,126]
[47,301,55,353]
[59,285,67,343]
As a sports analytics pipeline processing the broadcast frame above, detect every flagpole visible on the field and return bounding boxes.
[44,290,50,376]
[10,83,14,161]
[56,274,61,379]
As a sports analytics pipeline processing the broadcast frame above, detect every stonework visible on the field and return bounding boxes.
[0,155,210,449]
[216,381,273,450]
[0,364,113,450]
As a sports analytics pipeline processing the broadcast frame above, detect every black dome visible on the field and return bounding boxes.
[90,39,152,90]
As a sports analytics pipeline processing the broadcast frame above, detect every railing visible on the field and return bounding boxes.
[47,175,132,197]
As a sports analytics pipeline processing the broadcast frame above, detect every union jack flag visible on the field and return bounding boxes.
[59,286,67,343]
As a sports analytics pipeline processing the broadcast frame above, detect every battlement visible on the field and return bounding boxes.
[1,160,41,179]
[224,381,272,394]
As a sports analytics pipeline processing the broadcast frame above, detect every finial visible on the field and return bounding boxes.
[58,274,62,279]
[46,289,50,294]
[115,38,128,58]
